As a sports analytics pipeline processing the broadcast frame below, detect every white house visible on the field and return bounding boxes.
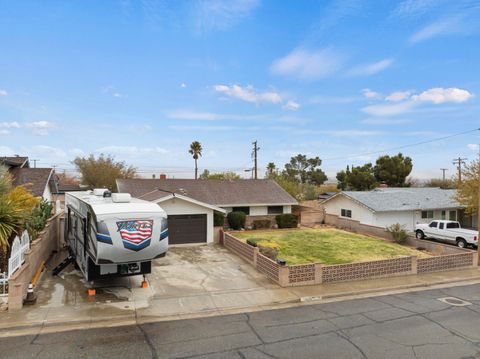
[116,178,298,244]
[322,187,465,232]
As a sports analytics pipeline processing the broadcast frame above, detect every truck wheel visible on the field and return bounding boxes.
[456,239,467,248]
[416,230,425,239]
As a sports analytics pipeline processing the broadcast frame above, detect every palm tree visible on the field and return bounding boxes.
[189,141,203,179]
[266,162,276,178]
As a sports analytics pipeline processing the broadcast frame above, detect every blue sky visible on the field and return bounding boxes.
[0,0,479,180]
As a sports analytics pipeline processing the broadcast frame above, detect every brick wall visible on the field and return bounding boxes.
[8,212,63,310]
[256,254,281,282]
[224,233,255,263]
[417,252,476,273]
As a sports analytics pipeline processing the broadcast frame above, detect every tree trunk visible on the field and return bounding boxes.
[195,158,198,180]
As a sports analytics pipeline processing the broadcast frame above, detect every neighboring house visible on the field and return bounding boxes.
[322,187,468,232]
[1,156,58,201]
[116,179,298,244]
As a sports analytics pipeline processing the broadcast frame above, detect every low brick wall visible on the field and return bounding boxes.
[418,252,476,273]
[324,214,391,240]
[8,212,63,311]
[222,231,479,287]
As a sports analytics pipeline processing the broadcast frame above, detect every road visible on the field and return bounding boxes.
[3,283,480,359]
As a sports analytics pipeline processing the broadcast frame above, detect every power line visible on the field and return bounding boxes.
[452,157,467,182]
[322,127,480,162]
[252,140,259,180]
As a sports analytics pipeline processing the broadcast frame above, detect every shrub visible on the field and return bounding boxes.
[252,219,271,229]
[246,239,258,247]
[275,214,298,229]
[27,200,53,241]
[258,245,278,261]
[227,211,246,230]
[213,212,225,227]
[386,223,409,244]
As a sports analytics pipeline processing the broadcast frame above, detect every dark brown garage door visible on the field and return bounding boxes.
[168,214,207,244]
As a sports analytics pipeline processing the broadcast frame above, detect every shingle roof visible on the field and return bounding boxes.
[10,168,53,197]
[329,188,461,212]
[0,156,29,168]
[116,179,298,206]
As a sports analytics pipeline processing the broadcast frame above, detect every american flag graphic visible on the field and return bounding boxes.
[117,220,153,249]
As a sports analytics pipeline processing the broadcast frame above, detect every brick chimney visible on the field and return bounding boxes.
[159,174,167,180]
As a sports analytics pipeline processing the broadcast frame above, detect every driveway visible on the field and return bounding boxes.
[0,245,297,328]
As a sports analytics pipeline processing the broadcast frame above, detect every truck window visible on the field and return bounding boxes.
[429,221,438,228]
[439,222,444,229]
[446,222,460,229]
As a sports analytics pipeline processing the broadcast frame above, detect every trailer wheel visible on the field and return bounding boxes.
[456,238,467,248]
[416,230,425,239]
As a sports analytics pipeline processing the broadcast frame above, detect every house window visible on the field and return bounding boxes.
[267,206,283,215]
[449,210,457,221]
[421,211,434,219]
[232,207,250,215]
[341,209,352,218]
[441,210,446,220]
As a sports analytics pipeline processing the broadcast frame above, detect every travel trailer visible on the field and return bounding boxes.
[62,189,168,281]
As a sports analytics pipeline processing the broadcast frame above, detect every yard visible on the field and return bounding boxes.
[234,228,430,265]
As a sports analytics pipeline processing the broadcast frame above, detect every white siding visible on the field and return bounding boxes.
[323,195,375,225]
[374,211,416,232]
[42,184,52,202]
[156,197,214,244]
[283,205,292,214]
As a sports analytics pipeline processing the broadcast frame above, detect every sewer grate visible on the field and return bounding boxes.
[437,297,472,306]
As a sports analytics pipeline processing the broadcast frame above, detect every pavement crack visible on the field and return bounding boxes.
[137,323,158,359]
[336,330,367,359]
[244,313,265,345]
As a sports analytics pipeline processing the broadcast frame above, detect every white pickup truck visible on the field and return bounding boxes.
[415,220,478,248]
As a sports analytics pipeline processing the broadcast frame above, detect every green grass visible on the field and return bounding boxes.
[235,228,429,265]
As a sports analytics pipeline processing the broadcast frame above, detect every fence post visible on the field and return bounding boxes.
[8,283,23,311]
[314,263,323,284]
[472,252,478,267]
[253,247,259,267]
[411,256,418,274]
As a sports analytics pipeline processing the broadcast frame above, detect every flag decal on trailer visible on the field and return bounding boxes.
[116,220,153,251]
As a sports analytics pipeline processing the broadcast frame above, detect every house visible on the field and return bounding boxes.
[321,187,469,232]
[116,179,298,244]
[0,156,58,201]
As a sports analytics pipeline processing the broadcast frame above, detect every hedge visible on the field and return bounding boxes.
[227,211,246,230]
[275,214,298,228]
[252,219,271,229]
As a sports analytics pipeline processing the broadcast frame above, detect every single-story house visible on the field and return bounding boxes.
[1,156,58,201]
[322,187,469,232]
[116,178,298,244]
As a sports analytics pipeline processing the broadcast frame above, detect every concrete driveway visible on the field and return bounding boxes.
[0,245,297,329]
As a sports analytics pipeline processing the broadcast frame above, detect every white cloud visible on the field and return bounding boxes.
[214,84,282,104]
[392,0,441,18]
[0,121,20,128]
[95,146,169,156]
[180,83,187,88]
[0,129,9,135]
[361,88,382,99]
[0,146,14,155]
[467,144,479,151]
[0,89,7,96]
[195,0,260,32]
[320,130,384,137]
[361,101,415,116]
[411,87,473,104]
[28,145,67,158]
[360,118,411,125]
[270,48,344,81]
[25,121,56,136]
[283,100,301,111]
[386,91,411,102]
[165,110,268,121]
[103,85,123,98]
[409,17,462,43]
[347,58,393,76]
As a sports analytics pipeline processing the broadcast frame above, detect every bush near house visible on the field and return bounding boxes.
[214,212,225,227]
[275,214,298,228]
[227,211,246,230]
[386,223,409,244]
[27,200,53,241]
[252,219,271,229]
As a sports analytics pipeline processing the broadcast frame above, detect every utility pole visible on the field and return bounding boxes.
[452,157,467,183]
[252,140,260,180]
[440,168,448,183]
[32,159,39,168]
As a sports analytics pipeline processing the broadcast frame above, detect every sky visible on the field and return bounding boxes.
[0,0,479,180]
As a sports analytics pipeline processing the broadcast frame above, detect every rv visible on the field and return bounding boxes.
[64,189,168,281]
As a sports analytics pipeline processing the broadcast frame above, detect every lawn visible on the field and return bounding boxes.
[234,228,430,265]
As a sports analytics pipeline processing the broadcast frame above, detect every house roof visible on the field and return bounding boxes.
[10,167,54,197]
[116,179,298,206]
[154,193,227,213]
[0,156,29,168]
[324,187,461,212]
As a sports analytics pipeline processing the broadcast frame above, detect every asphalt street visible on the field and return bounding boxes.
[3,283,480,359]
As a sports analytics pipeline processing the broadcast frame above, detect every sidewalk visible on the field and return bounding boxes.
[1,266,480,337]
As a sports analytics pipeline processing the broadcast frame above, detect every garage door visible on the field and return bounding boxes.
[168,214,207,244]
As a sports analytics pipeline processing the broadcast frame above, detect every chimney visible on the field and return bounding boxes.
[379,182,388,188]
[159,174,167,180]
[152,174,156,179]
